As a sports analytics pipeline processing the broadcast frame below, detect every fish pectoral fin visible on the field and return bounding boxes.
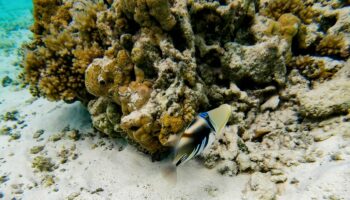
[163,134,180,147]
[161,163,177,186]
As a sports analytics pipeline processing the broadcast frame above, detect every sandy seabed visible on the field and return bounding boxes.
[1,3,350,200]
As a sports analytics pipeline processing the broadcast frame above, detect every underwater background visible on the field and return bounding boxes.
[0,0,350,199]
[0,0,33,81]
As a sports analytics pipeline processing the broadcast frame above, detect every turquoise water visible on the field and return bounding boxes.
[0,0,33,31]
[0,0,33,80]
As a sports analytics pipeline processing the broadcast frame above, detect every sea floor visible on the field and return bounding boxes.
[0,3,350,200]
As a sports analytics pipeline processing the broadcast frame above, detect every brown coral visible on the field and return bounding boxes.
[292,56,332,80]
[316,34,350,58]
[25,0,349,158]
[118,81,153,115]
[85,57,118,97]
[261,0,319,24]
[23,0,272,154]
[158,113,185,146]
[120,108,163,154]
[277,14,301,43]
[24,0,106,102]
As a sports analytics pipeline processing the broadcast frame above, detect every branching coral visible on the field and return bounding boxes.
[316,34,350,58]
[24,0,105,102]
[260,0,319,24]
[291,56,335,80]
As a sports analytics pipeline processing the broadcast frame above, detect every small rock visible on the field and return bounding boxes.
[328,194,341,200]
[33,129,44,139]
[331,152,344,161]
[254,128,271,139]
[67,130,80,141]
[303,154,317,163]
[271,169,284,176]
[67,192,80,200]
[290,178,299,184]
[312,130,335,142]
[49,133,64,142]
[261,95,280,111]
[0,175,8,184]
[91,188,104,194]
[0,126,12,135]
[30,145,45,154]
[42,175,55,187]
[14,189,24,194]
[204,185,219,197]
[245,172,277,200]
[1,76,13,87]
[9,132,21,141]
[299,77,350,118]
[32,156,55,172]
[11,184,24,194]
[236,153,251,171]
[271,174,287,183]
[3,110,18,121]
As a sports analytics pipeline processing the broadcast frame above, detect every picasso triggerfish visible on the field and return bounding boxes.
[163,104,232,183]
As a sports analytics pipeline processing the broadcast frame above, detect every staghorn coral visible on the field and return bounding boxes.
[316,34,350,58]
[289,55,344,80]
[24,0,105,102]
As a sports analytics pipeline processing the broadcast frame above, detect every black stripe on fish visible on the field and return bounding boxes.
[176,154,188,166]
[174,117,214,166]
[186,117,212,157]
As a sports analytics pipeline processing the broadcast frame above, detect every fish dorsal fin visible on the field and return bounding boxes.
[207,104,232,134]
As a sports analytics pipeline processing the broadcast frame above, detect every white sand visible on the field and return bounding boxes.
[1,72,349,200]
[0,86,251,200]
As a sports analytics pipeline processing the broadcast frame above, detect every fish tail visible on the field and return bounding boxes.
[161,163,177,186]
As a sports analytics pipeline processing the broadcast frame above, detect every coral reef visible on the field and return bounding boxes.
[316,34,350,58]
[260,0,320,24]
[24,0,350,173]
[289,55,343,80]
[299,60,350,118]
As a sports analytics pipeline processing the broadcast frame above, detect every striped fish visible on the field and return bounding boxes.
[162,104,232,183]
[173,104,232,166]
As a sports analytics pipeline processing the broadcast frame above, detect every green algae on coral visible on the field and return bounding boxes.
[0,126,12,136]
[0,175,8,184]
[9,132,21,141]
[67,130,81,141]
[33,129,45,139]
[1,76,13,87]
[2,110,19,121]
[48,133,64,142]
[30,145,45,154]
[41,175,55,187]
[32,156,55,172]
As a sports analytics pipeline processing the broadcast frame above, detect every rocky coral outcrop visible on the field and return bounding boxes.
[299,60,350,118]
[24,0,350,164]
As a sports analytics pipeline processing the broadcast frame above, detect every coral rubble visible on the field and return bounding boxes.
[24,0,350,174]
